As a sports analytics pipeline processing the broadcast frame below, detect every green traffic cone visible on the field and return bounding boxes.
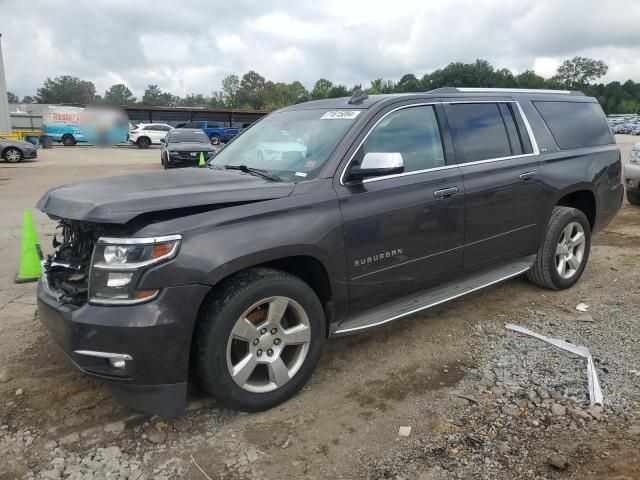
[15,209,43,283]
[199,151,206,167]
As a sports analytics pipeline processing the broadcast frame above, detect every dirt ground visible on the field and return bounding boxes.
[0,138,639,479]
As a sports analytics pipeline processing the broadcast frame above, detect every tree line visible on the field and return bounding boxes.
[7,57,640,114]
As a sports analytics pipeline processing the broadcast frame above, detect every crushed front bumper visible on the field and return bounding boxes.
[37,280,210,417]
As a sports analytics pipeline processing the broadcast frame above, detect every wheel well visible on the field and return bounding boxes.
[137,136,150,142]
[62,133,73,138]
[195,256,334,333]
[2,146,19,158]
[557,190,596,229]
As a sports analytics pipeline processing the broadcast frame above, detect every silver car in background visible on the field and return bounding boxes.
[0,138,38,163]
[624,142,640,204]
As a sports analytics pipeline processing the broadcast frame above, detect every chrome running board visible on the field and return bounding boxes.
[332,256,534,336]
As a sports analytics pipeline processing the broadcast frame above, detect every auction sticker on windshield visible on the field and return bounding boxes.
[321,110,361,120]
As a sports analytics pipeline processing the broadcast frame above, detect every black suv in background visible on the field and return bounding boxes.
[36,88,622,416]
[160,129,217,169]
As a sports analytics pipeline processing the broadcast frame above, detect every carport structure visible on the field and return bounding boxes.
[123,105,268,129]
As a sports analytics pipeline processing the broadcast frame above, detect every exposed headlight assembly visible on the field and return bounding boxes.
[89,235,181,305]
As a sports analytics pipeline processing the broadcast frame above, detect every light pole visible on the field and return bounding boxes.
[0,33,12,133]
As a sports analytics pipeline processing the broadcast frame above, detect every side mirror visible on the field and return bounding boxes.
[348,152,404,181]
[160,138,165,144]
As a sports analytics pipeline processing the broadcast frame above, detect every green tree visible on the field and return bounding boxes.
[328,84,350,98]
[221,74,240,108]
[366,78,395,94]
[7,91,18,103]
[552,56,608,89]
[516,70,547,89]
[141,84,176,106]
[21,95,36,104]
[237,71,267,109]
[104,84,136,105]
[36,75,96,104]
[177,94,207,107]
[396,74,421,93]
[311,78,334,100]
[494,68,517,88]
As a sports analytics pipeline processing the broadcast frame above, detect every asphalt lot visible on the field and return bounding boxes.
[0,137,639,479]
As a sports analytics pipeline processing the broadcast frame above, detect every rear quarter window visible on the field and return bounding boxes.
[533,101,614,150]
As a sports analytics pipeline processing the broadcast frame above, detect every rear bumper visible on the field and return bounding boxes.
[623,163,640,193]
[37,280,210,417]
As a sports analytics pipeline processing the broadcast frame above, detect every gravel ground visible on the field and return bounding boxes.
[0,139,639,479]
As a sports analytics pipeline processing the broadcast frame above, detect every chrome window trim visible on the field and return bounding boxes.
[73,350,133,361]
[339,100,540,186]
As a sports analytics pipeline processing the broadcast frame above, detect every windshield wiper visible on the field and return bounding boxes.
[220,165,282,182]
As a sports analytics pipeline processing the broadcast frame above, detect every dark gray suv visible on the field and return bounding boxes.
[36,88,623,416]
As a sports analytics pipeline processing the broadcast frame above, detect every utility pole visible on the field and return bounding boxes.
[0,33,12,133]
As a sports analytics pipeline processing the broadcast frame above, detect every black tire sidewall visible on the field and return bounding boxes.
[62,135,75,146]
[545,209,591,289]
[210,135,220,145]
[196,272,325,411]
[137,137,150,149]
[627,191,640,205]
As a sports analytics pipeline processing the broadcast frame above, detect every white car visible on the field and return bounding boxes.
[128,123,173,149]
[624,142,640,204]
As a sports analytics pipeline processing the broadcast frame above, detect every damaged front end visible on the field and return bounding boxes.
[43,220,107,306]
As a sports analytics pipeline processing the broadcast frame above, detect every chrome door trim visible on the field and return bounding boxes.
[339,100,540,186]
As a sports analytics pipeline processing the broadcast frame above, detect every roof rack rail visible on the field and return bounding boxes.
[427,87,580,95]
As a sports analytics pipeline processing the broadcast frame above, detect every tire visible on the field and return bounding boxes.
[61,135,76,146]
[210,134,221,146]
[194,268,325,411]
[3,147,23,163]
[626,190,640,205]
[137,137,151,149]
[527,206,591,290]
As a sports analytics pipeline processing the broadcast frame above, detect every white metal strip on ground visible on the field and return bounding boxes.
[505,324,603,406]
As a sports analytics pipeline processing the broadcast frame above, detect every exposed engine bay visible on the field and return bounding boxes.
[43,220,105,306]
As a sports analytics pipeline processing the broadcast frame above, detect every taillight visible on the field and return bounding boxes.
[130,130,138,134]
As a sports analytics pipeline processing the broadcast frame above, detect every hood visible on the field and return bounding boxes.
[37,168,294,224]
[1,139,36,149]
[167,142,216,152]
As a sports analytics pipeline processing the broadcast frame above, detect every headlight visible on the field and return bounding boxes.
[169,151,181,156]
[89,235,181,305]
[630,150,640,164]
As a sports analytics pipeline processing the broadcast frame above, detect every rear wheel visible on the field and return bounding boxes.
[61,134,76,146]
[137,137,151,149]
[627,190,640,205]
[3,147,23,163]
[527,207,591,290]
[194,268,325,411]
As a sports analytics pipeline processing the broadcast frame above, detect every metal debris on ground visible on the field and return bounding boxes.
[575,302,590,312]
[505,324,603,406]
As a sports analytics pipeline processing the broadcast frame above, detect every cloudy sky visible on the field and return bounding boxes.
[2,0,640,98]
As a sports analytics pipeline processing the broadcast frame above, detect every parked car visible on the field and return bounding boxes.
[180,120,239,145]
[0,137,37,163]
[36,88,622,417]
[128,124,173,149]
[160,129,217,169]
[623,142,640,204]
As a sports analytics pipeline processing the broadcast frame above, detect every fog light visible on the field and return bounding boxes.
[107,272,132,287]
[109,358,127,369]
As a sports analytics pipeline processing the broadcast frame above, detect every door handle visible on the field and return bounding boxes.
[519,171,536,181]
[434,187,460,199]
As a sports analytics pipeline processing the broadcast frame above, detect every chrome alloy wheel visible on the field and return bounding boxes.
[226,296,311,393]
[5,148,22,163]
[555,221,586,279]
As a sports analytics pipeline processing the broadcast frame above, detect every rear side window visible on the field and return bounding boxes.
[533,101,614,150]
[445,103,512,163]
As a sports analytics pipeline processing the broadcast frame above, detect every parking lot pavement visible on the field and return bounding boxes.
[1,140,639,479]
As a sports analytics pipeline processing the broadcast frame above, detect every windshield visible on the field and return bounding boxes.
[210,108,361,181]
[168,131,210,143]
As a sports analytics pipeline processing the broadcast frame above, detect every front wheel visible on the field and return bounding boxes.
[527,206,591,290]
[61,135,76,146]
[3,147,23,163]
[210,134,221,145]
[627,190,640,205]
[194,268,325,411]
